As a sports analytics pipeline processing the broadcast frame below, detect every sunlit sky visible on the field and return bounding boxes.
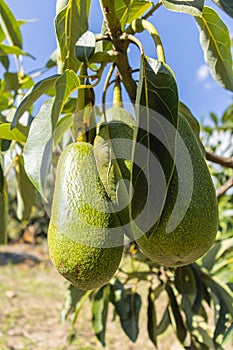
[5,0,233,122]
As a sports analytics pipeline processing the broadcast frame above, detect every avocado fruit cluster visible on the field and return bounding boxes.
[48,106,218,290]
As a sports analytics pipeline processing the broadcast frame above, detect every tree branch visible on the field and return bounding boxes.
[217,177,233,198]
[99,0,137,103]
[115,52,137,103]
[206,151,233,168]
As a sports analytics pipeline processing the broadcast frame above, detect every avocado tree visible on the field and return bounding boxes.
[0,0,233,348]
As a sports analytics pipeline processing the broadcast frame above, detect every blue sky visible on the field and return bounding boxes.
[5,0,233,122]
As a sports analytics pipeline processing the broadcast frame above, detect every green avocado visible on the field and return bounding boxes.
[133,114,218,267]
[48,142,123,290]
[94,106,135,234]
[94,107,135,193]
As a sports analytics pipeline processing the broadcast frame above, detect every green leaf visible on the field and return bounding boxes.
[1,139,11,152]
[56,0,69,15]
[51,70,80,129]
[11,74,60,128]
[195,7,233,92]
[191,264,211,313]
[115,0,153,29]
[131,55,178,237]
[212,0,233,18]
[210,112,218,125]
[61,284,86,322]
[213,295,229,342]
[75,31,96,62]
[55,0,91,71]
[15,155,35,221]
[0,162,8,244]
[23,98,54,201]
[0,24,5,42]
[0,43,33,57]
[147,287,157,347]
[201,275,233,317]
[222,103,233,123]
[110,278,141,342]
[0,55,9,70]
[174,266,197,298]
[154,307,170,336]
[166,284,187,343]
[0,123,26,143]
[53,114,73,147]
[193,327,218,349]
[3,72,19,92]
[162,0,204,16]
[202,238,233,272]
[92,285,110,346]
[0,0,22,48]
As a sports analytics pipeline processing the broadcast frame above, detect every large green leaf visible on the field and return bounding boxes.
[131,55,178,237]
[23,98,54,201]
[11,74,60,128]
[15,155,35,221]
[0,123,26,143]
[115,0,153,29]
[110,278,141,342]
[55,0,91,71]
[0,162,8,244]
[195,7,233,92]
[0,43,33,57]
[0,0,22,48]
[51,70,80,129]
[166,284,187,343]
[212,0,233,18]
[162,0,204,16]
[92,285,110,346]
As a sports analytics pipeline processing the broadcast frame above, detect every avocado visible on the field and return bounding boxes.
[48,142,123,290]
[94,106,135,235]
[133,114,218,267]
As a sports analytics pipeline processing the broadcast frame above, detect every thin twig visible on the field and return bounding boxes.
[102,63,116,120]
[217,177,233,198]
[99,0,137,103]
[206,151,233,168]
[5,154,20,178]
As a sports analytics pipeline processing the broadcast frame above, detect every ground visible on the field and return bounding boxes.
[0,242,224,350]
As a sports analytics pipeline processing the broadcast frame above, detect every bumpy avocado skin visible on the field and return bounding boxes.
[48,142,123,290]
[134,114,218,267]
